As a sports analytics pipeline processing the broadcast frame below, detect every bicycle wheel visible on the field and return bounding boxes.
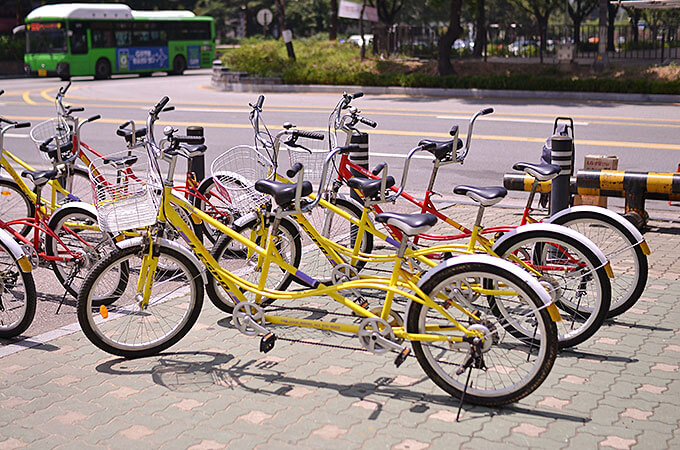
[205,215,301,313]
[77,243,203,358]
[409,261,558,406]
[0,240,37,338]
[551,210,648,318]
[0,178,34,237]
[493,229,611,348]
[45,205,112,298]
[59,165,92,205]
[191,176,237,248]
[301,195,373,283]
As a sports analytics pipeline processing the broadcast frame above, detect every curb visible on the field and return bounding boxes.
[210,80,680,103]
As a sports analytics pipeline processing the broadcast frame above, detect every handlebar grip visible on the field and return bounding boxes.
[119,120,132,129]
[163,106,175,112]
[41,136,55,147]
[154,96,170,114]
[351,92,364,99]
[295,130,324,140]
[359,117,377,128]
[174,135,204,145]
[15,122,31,129]
[63,81,72,94]
[481,107,494,115]
[449,124,459,137]
[0,90,4,97]
[372,162,387,175]
[336,144,360,155]
[69,107,85,113]
[87,114,101,123]
[256,95,265,109]
[287,162,304,178]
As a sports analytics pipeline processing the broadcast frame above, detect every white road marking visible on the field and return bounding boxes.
[437,115,589,126]
[5,133,30,138]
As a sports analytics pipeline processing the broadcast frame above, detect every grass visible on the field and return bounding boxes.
[223,38,680,95]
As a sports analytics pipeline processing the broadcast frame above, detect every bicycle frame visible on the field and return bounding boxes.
[141,187,481,344]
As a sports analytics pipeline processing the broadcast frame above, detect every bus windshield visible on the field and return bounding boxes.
[27,22,67,54]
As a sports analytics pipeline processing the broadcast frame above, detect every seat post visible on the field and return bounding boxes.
[474,205,485,228]
[397,235,410,259]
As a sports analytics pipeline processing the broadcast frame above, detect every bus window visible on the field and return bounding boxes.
[92,22,115,48]
[114,22,131,46]
[27,22,67,54]
[132,22,167,47]
[69,22,88,54]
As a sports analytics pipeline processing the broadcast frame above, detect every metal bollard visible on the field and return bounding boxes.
[550,135,574,215]
[349,132,369,204]
[187,126,205,181]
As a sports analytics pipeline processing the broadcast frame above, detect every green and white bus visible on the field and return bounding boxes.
[24,3,215,80]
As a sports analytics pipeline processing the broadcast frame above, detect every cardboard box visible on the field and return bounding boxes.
[574,155,618,207]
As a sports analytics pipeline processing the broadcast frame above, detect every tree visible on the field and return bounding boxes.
[511,0,560,63]
[274,0,296,60]
[473,0,486,58]
[606,1,619,52]
[330,0,338,39]
[567,0,598,47]
[438,0,463,76]
[373,0,407,27]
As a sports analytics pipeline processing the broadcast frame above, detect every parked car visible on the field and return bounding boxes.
[347,34,373,46]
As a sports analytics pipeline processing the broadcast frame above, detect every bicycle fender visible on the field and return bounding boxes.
[547,205,644,244]
[116,236,208,285]
[47,201,98,228]
[0,228,31,271]
[407,254,555,330]
[492,222,608,267]
[195,176,214,196]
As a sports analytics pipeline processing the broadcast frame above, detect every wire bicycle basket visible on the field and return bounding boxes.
[30,117,73,161]
[211,145,275,216]
[88,149,162,233]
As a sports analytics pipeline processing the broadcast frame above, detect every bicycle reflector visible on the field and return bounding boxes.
[99,305,109,319]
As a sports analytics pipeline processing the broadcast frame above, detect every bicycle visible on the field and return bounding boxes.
[78,97,560,407]
[213,95,612,349]
[0,118,110,299]
[327,93,648,319]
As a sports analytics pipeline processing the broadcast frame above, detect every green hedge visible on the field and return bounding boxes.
[224,39,680,95]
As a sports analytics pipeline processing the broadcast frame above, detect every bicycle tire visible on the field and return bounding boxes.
[206,215,302,313]
[0,178,34,237]
[550,210,648,318]
[0,239,37,339]
[77,243,203,358]
[191,176,237,248]
[493,228,611,348]
[45,205,112,298]
[408,261,558,406]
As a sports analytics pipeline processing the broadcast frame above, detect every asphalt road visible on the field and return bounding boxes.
[1,69,679,341]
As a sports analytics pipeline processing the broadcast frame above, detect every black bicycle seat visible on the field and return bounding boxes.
[254,179,313,208]
[513,162,561,181]
[374,212,437,236]
[347,176,395,199]
[453,185,507,207]
[22,169,60,187]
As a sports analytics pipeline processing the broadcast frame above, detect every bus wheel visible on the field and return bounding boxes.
[170,55,186,75]
[94,58,111,80]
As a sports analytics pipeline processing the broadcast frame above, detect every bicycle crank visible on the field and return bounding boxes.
[233,302,277,353]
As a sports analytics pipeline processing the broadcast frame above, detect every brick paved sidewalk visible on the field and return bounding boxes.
[1,205,679,449]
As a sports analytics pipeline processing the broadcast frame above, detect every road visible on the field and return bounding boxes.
[1,69,679,341]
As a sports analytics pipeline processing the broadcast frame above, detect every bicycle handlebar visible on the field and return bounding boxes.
[14,122,31,129]
[295,130,324,140]
[286,162,304,178]
[153,96,170,115]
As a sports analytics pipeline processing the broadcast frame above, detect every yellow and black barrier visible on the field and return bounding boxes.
[504,169,680,228]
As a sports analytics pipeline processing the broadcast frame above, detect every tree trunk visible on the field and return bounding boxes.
[330,0,338,40]
[607,4,618,52]
[360,0,367,59]
[538,20,546,64]
[573,19,582,47]
[438,0,463,76]
[473,0,485,58]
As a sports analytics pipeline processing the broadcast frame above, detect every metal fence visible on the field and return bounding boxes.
[373,23,680,62]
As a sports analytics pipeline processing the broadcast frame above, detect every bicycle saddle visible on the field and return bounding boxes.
[347,176,395,199]
[22,169,60,187]
[374,212,437,236]
[104,154,138,168]
[254,179,313,208]
[453,185,507,207]
[39,140,74,160]
[116,127,147,145]
[513,162,561,182]
[418,138,463,161]
[181,144,207,157]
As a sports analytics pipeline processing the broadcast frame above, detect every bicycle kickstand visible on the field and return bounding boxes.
[56,260,82,314]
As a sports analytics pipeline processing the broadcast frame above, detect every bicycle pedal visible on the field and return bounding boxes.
[260,332,276,353]
[394,348,410,368]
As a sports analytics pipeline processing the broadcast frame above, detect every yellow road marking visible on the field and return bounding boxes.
[11,115,680,151]
[22,91,37,105]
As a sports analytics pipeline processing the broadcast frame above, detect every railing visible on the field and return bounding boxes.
[371,23,679,62]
